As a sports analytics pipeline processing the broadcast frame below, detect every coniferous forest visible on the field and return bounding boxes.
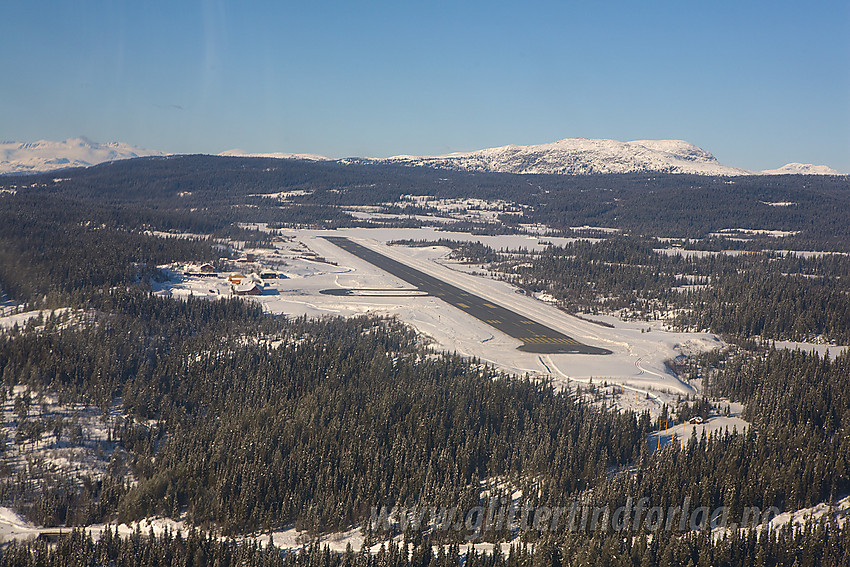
[429,237,850,343]
[1,158,849,565]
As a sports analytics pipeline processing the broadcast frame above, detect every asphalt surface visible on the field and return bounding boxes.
[323,237,611,355]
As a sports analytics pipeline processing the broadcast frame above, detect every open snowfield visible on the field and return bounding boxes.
[0,308,72,329]
[772,341,849,358]
[0,508,40,542]
[0,508,188,546]
[155,228,724,413]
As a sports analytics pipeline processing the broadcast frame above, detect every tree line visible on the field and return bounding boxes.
[434,237,850,342]
[2,516,849,567]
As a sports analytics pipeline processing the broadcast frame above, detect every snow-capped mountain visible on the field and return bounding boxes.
[3,137,842,177]
[377,138,753,176]
[760,163,842,175]
[0,138,167,175]
[219,149,330,161]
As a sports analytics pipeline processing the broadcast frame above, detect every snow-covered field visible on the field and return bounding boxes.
[155,228,724,413]
[0,507,40,542]
[772,341,849,358]
[0,308,72,329]
[0,509,186,546]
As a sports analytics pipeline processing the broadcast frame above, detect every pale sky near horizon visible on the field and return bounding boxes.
[2,1,849,172]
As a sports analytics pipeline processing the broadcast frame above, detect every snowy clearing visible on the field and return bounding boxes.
[648,401,749,453]
[764,494,850,530]
[0,308,73,330]
[771,341,849,358]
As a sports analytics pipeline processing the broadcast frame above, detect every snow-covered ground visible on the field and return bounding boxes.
[771,249,850,258]
[0,308,72,329]
[708,494,850,543]
[655,247,850,259]
[155,228,724,414]
[570,225,621,234]
[0,385,131,488]
[771,341,849,358]
[764,494,850,529]
[345,209,459,225]
[710,228,799,238]
[648,401,749,452]
[0,297,20,317]
[0,507,40,541]
[654,248,750,258]
[345,196,532,226]
[0,509,186,545]
[0,507,510,556]
[6,493,846,553]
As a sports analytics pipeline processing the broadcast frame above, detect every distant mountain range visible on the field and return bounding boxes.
[372,139,844,176]
[0,138,166,175]
[1,137,842,176]
[219,149,329,161]
[376,138,750,176]
[759,162,843,175]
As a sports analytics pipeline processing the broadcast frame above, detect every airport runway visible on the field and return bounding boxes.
[323,237,610,355]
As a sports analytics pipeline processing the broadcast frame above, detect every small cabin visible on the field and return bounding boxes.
[688,416,706,425]
[199,263,215,273]
[233,282,263,296]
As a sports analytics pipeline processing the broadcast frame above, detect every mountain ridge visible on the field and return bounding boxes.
[1,137,843,176]
[218,149,330,161]
[0,137,166,175]
[376,138,751,176]
[760,162,842,175]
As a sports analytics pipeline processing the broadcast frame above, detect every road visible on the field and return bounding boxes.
[322,237,610,355]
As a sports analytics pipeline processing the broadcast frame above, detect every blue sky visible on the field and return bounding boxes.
[2,1,849,172]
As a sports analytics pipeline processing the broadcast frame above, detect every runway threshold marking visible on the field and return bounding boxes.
[322,236,611,355]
